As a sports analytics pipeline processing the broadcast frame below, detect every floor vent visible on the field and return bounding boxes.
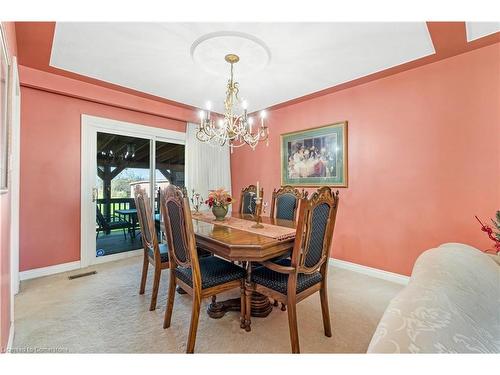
[68,271,97,280]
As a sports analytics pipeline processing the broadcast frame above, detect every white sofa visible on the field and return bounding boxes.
[367,243,500,353]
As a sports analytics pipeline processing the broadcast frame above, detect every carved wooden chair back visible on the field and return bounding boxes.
[160,185,202,289]
[239,184,264,215]
[134,185,160,261]
[290,187,340,276]
[270,186,306,221]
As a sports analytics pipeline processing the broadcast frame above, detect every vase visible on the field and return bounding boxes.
[212,205,228,221]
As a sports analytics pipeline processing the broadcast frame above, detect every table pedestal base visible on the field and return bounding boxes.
[249,292,274,317]
[207,292,272,319]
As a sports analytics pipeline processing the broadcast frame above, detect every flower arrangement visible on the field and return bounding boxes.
[205,188,232,208]
[206,188,232,221]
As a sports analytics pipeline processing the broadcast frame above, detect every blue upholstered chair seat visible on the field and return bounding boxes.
[147,243,211,264]
[269,250,292,263]
[148,243,169,263]
[273,258,291,266]
[175,256,246,289]
[252,259,322,294]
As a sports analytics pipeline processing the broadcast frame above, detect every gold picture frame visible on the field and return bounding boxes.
[280,121,348,187]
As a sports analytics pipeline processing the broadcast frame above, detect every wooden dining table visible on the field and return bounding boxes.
[162,211,296,331]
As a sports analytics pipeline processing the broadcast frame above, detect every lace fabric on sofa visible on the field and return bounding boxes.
[367,244,500,353]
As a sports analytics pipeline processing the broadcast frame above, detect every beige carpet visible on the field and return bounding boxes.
[13,256,402,353]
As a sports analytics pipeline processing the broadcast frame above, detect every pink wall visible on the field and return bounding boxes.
[20,65,197,123]
[231,43,500,276]
[19,72,192,272]
[1,22,17,352]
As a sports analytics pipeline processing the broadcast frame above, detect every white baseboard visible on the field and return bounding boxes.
[330,258,410,285]
[6,322,14,352]
[19,261,81,281]
[19,250,143,281]
[17,254,408,288]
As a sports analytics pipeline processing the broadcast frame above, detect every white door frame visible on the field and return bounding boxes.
[80,114,185,268]
[10,57,21,321]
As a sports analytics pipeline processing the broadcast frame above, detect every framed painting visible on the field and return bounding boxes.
[280,121,348,187]
[0,25,10,192]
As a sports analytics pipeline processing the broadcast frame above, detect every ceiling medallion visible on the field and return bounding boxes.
[197,54,269,152]
[190,31,271,77]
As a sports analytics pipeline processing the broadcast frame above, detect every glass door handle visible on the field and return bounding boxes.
[92,187,99,202]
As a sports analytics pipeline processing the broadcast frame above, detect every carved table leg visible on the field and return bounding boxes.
[244,261,253,331]
[244,287,252,332]
[240,280,246,329]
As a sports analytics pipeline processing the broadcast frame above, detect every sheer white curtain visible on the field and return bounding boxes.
[184,122,232,208]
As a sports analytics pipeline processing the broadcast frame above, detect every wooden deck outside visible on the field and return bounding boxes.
[96,230,143,256]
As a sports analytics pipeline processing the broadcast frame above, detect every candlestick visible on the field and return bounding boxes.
[190,189,204,214]
[251,197,264,229]
[256,181,260,199]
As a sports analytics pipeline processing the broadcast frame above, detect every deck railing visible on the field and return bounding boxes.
[97,198,134,220]
[97,197,160,220]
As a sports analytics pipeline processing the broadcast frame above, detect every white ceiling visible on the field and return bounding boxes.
[465,22,500,42]
[50,22,435,113]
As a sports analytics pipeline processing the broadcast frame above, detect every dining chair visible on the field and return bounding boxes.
[238,184,264,215]
[270,185,307,221]
[134,185,170,311]
[269,186,308,309]
[247,187,340,353]
[160,185,246,353]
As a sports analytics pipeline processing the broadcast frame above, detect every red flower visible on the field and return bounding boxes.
[205,197,215,208]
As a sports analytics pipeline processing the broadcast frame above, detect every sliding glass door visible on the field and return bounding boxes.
[95,132,151,257]
[81,115,185,266]
[95,134,186,258]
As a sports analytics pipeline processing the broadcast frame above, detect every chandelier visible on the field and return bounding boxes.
[196,53,269,151]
